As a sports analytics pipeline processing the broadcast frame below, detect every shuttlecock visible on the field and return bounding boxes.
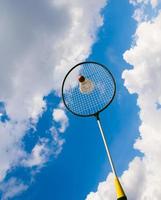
[78,75,94,93]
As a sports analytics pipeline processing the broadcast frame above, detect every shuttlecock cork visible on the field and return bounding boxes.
[78,75,94,93]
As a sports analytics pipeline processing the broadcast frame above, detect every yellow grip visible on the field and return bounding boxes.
[114,176,126,199]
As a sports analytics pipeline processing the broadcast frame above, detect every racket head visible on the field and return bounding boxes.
[62,61,116,117]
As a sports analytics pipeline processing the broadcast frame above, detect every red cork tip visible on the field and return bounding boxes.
[78,75,85,82]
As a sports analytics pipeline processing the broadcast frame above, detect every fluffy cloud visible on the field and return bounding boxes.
[130,0,160,22]
[22,129,65,168]
[130,0,159,7]
[0,178,28,200]
[0,0,106,196]
[122,11,161,198]
[22,139,50,167]
[53,108,69,133]
[0,121,27,181]
[86,3,161,200]
[50,127,65,157]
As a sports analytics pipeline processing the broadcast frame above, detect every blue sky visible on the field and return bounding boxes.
[0,0,161,200]
[13,1,138,199]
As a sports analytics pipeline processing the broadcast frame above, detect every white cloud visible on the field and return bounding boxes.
[129,0,148,6]
[0,0,106,121]
[53,108,69,133]
[22,130,65,168]
[0,121,27,182]
[50,127,65,157]
[151,0,159,7]
[133,7,147,22]
[0,104,5,119]
[0,178,28,200]
[130,0,161,22]
[122,12,161,199]
[22,139,50,168]
[0,113,3,118]
[0,0,107,197]
[130,0,159,7]
[86,157,146,200]
[86,173,115,200]
[86,4,161,200]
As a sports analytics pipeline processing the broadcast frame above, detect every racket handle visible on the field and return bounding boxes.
[114,177,127,200]
[117,197,127,200]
